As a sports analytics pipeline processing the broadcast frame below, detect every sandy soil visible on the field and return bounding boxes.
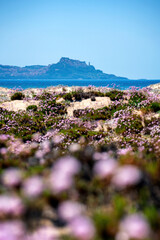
[148,83,160,90]
[0,86,112,112]
[0,88,15,102]
[0,100,39,111]
[67,97,111,116]
[0,96,111,114]
[148,83,160,94]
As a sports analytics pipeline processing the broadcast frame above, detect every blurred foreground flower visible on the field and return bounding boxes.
[69,215,95,240]
[58,200,85,222]
[69,143,81,152]
[118,148,132,155]
[23,176,44,198]
[27,226,59,240]
[0,195,24,217]
[52,134,63,145]
[0,147,7,155]
[116,214,150,240]
[0,220,25,240]
[112,165,142,189]
[50,156,81,193]
[93,152,112,161]
[2,168,22,187]
[94,158,118,179]
[53,156,81,176]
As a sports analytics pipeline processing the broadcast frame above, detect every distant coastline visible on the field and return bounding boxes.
[0,57,159,90]
[0,57,127,80]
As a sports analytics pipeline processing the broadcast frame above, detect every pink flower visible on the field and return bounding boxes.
[2,168,22,187]
[58,201,85,222]
[118,148,132,155]
[49,156,81,193]
[69,143,81,152]
[69,216,95,240]
[49,171,73,193]
[117,214,150,240]
[41,140,51,153]
[0,220,26,240]
[23,176,44,198]
[54,156,81,176]
[93,152,111,161]
[27,226,59,240]
[32,132,41,141]
[0,134,9,141]
[112,165,142,189]
[52,134,63,145]
[94,159,118,179]
[0,195,24,217]
[0,147,7,155]
[35,150,45,159]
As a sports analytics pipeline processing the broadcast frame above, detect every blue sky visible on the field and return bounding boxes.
[0,0,160,79]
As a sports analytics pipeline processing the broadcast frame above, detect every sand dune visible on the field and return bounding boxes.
[0,100,39,112]
[67,97,111,116]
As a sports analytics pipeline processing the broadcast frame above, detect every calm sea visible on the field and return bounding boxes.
[0,79,159,90]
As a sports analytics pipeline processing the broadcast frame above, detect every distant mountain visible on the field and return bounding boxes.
[0,57,127,80]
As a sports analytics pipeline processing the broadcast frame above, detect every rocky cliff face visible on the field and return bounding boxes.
[0,57,127,80]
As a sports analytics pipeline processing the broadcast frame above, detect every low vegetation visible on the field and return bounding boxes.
[11,91,25,100]
[0,86,160,239]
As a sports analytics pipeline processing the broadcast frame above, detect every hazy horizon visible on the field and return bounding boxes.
[0,0,160,79]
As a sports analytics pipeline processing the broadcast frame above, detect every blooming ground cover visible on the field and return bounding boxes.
[0,86,160,239]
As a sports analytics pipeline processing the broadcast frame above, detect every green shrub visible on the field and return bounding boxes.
[93,209,118,238]
[40,99,67,115]
[11,92,25,100]
[129,92,146,107]
[36,92,53,100]
[105,90,123,101]
[115,114,143,135]
[72,91,82,101]
[63,93,73,102]
[60,128,87,140]
[26,105,38,112]
[150,102,160,112]
[60,128,107,143]
[89,91,105,97]
[63,91,106,102]
[73,107,111,120]
[109,103,129,116]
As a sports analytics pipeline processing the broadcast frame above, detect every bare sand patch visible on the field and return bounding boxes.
[67,97,111,117]
[0,88,15,102]
[148,83,160,94]
[0,87,12,92]
[0,100,39,112]
[148,83,160,90]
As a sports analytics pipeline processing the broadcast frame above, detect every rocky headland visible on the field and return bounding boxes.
[0,57,127,80]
